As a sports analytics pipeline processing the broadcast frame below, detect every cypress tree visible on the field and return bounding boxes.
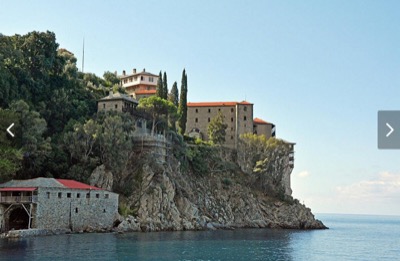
[178,69,188,135]
[156,71,163,98]
[162,72,168,99]
[169,81,179,107]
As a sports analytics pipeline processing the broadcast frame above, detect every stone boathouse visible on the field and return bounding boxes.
[0,178,118,233]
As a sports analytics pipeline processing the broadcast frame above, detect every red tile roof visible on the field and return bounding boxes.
[187,101,253,107]
[0,187,37,191]
[135,90,156,95]
[56,179,102,190]
[253,117,271,125]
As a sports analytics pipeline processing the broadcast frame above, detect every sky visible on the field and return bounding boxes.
[1,0,399,215]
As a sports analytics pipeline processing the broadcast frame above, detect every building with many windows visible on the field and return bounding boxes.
[119,68,158,100]
[186,101,278,148]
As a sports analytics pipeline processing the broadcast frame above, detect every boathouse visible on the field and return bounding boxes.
[0,178,118,233]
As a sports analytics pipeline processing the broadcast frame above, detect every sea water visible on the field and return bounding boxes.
[0,214,399,261]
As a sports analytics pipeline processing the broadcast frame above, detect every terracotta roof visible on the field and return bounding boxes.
[0,178,103,191]
[0,187,37,191]
[253,117,271,125]
[187,101,253,107]
[56,179,102,190]
[135,90,156,95]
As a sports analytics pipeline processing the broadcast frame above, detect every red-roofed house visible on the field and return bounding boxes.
[119,68,158,100]
[0,178,118,233]
[253,117,276,139]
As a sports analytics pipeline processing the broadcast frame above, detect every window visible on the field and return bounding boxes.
[86,193,90,198]
[208,118,210,122]
[244,116,247,121]
[231,136,234,140]
[103,104,105,109]
[231,127,234,131]
[195,109,198,113]
[77,193,81,198]
[141,76,144,80]
[208,108,211,113]
[58,192,62,198]
[231,108,234,113]
[244,107,247,111]
[137,121,142,128]
[115,104,118,109]
[103,209,106,213]
[195,118,198,123]
[96,194,100,199]
[105,194,109,199]
[134,76,137,81]
[218,108,221,112]
[47,192,50,199]
[129,77,133,82]
[231,117,234,122]
[75,208,78,213]
[149,77,154,82]
[67,193,71,198]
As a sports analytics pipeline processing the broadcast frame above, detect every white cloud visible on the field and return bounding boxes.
[297,171,310,178]
[336,172,400,200]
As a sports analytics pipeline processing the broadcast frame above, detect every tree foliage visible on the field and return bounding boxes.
[207,112,228,145]
[178,69,188,135]
[0,31,122,180]
[138,96,177,135]
[168,81,179,107]
[162,71,168,99]
[156,71,163,98]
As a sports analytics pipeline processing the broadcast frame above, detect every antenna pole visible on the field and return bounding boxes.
[82,37,85,73]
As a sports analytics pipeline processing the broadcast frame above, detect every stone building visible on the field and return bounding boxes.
[97,91,138,112]
[253,117,276,139]
[186,101,275,148]
[119,68,158,100]
[0,178,118,233]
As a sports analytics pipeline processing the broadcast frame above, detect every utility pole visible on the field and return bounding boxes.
[82,37,85,73]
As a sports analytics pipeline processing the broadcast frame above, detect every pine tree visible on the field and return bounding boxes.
[162,72,168,99]
[178,69,188,135]
[169,81,179,107]
[156,71,163,98]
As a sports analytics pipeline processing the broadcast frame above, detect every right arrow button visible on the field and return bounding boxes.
[378,111,400,149]
[386,123,394,137]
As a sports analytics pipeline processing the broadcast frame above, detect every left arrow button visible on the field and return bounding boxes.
[7,123,15,137]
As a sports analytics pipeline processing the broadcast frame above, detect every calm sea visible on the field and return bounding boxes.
[0,214,399,261]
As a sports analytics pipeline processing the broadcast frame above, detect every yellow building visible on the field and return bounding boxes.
[119,68,158,100]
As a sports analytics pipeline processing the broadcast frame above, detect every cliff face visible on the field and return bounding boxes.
[91,147,327,232]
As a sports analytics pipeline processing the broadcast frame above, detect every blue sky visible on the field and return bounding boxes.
[1,0,399,215]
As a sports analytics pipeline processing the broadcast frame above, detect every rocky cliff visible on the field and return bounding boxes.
[90,144,327,232]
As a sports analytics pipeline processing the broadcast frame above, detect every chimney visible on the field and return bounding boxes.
[122,70,126,76]
[133,68,137,74]
[143,68,146,72]
[109,90,113,97]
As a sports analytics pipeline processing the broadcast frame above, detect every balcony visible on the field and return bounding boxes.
[0,195,37,203]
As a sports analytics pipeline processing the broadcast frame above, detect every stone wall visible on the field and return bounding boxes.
[0,205,4,232]
[34,188,118,231]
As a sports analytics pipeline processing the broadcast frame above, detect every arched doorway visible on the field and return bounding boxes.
[8,207,29,230]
